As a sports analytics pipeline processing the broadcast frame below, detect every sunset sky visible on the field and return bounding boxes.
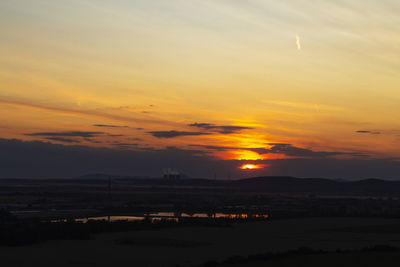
[1,0,400,178]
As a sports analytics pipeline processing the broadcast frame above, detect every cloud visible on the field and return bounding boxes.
[191,143,347,158]
[189,123,253,134]
[84,138,102,144]
[356,130,381,134]
[93,124,129,128]
[190,144,232,151]
[45,137,80,143]
[0,138,222,178]
[0,138,399,180]
[0,98,180,127]
[112,142,139,147]
[296,34,301,50]
[261,143,343,158]
[263,100,342,112]
[148,130,210,138]
[26,131,105,138]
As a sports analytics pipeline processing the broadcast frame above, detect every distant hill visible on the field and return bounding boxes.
[75,173,143,180]
[73,174,400,195]
[231,176,400,194]
[76,173,196,180]
[74,173,215,184]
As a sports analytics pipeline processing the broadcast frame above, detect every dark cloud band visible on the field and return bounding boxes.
[93,124,129,128]
[356,130,381,134]
[189,123,253,134]
[148,131,209,138]
[26,131,105,138]
[0,138,399,180]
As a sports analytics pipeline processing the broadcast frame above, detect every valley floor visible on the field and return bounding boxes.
[1,217,400,266]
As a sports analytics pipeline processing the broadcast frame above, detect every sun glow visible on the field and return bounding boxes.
[233,150,264,160]
[239,164,264,170]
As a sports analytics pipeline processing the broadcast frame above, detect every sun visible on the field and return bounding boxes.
[239,164,263,170]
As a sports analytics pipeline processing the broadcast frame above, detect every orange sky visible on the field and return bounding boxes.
[1,0,400,173]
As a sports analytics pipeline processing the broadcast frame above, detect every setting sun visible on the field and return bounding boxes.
[239,164,264,170]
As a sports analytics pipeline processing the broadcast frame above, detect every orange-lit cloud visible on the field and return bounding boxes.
[232,150,264,160]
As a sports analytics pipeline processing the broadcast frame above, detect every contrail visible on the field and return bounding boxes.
[296,34,301,50]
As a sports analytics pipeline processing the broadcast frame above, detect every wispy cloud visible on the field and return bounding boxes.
[112,142,139,147]
[188,122,253,134]
[296,34,301,50]
[26,131,105,138]
[263,100,342,111]
[45,137,81,143]
[356,130,381,135]
[148,130,210,138]
[0,99,179,126]
[191,143,358,159]
[93,124,129,128]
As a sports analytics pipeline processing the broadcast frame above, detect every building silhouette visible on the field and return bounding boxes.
[162,168,181,180]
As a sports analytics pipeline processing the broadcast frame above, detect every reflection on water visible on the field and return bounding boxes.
[77,216,144,223]
[148,212,269,219]
[51,212,269,223]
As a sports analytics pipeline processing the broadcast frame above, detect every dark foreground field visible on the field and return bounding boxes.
[1,218,400,267]
[2,176,400,220]
[213,251,400,267]
[1,177,400,266]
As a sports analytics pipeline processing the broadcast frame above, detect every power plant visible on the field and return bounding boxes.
[162,168,181,180]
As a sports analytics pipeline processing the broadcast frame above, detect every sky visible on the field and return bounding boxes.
[1,0,400,179]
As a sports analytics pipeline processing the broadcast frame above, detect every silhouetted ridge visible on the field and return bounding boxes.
[70,174,400,194]
[231,176,400,194]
